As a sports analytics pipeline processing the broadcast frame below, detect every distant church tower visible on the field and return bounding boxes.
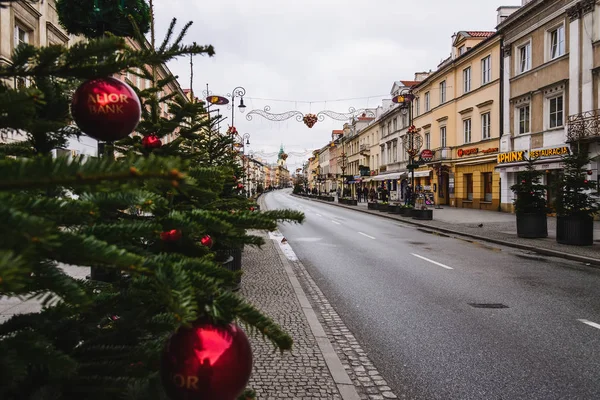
[277,144,287,168]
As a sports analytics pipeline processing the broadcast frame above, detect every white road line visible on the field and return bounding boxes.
[411,253,454,270]
[358,232,376,240]
[315,214,323,217]
[578,319,600,330]
[331,220,341,225]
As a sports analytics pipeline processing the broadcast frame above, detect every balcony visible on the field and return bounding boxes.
[568,109,600,142]
[433,147,452,161]
[359,144,370,156]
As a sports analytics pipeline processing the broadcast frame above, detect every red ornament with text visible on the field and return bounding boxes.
[71,77,141,142]
[161,229,182,242]
[161,321,253,400]
[200,235,213,249]
[142,134,162,149]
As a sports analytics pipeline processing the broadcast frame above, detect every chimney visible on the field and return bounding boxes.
[497,6,521,25]
[414,71,430,81]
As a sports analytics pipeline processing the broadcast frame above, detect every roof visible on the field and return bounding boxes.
[464,31,495,38]
[399,80,420,88]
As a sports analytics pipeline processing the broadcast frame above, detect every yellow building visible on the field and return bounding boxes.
[412,31,503,210]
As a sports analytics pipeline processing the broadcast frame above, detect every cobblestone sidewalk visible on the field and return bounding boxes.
[242,230,399,400]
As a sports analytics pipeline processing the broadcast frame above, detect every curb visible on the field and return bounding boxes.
[291,194,600,268]
[259,197,361,400]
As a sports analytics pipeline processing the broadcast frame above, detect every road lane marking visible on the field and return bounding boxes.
[578,319,600,330]
[331,220,341,225]
[411,253,453,270]
[315,214,323,217]
[358,232,376,240]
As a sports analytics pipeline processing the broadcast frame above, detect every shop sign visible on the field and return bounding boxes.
[421,149,434,159]
[457,148,478,157]
[497,146,569,164]
[206,95,229,105]
[482,148,499,154]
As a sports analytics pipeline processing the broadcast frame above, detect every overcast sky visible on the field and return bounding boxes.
[154,0,521,171]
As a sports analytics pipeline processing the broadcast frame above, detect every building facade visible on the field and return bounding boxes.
[497,0,599,212]
[412,30,503,210]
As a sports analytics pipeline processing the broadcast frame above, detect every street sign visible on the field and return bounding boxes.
[421,149,434,159]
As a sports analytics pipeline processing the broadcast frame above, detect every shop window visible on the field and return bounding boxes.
[483,172,492,202]
[465,174,473,201]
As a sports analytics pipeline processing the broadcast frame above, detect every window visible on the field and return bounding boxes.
[387,121,392,135]
[402,113,408,128]
[465,174,474,200]
[14,25,29,48]
[518,42,531,73]
[549,25,565,59]
[459,45,466,55]
[415,97,420,116]
[549,95,564,128]
[393,118,397,132]
[463,119,472,144]
[425,131,431,150]
[481,112,491,139]
[463,67,471,93]
[425,92,430,112]
[482,56,491,84]
[392,141,397,162]
[440,81,446,103]
[440,126,447,148]
[483,173,493,202]
[518,105,530,134]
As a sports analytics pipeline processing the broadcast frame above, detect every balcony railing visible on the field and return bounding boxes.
[433,147,452,161]
[359,144,370,154]
[568,109,600,142]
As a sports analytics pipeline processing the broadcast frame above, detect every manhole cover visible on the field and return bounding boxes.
[468,303,509,309]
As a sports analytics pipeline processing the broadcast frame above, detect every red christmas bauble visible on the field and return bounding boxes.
[237,183,244,189]
[161,321,253,400]
[142,134,162,149]
[71,77,141,142]
[161,229,182,242]
[200,235,213,248]
[521,180,526,184]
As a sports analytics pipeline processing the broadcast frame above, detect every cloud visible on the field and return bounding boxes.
[153,0,521,169]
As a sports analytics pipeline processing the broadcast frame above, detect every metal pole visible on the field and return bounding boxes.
[410,101,415,206]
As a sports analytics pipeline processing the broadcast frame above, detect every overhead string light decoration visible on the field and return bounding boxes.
[246,106,376,128]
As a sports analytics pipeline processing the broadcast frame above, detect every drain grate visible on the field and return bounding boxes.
[468,303,509,309]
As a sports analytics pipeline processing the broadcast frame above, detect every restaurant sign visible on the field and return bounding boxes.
[497,146,569,164]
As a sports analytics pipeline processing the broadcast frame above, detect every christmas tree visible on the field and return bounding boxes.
[510,157,548,214]
[555,142,599,218]
[0,2,303,399]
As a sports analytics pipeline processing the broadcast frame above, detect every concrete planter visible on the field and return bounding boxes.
[367,202,378,210]
[412,209,433,220]
[516,212,548,238]
[398,207,413,217]
[557,215,594,246]
[388,205,402,214]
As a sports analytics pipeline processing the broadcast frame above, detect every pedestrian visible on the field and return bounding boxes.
[404,184,412,206]
[369,187,376,202]
[357,187,362,202]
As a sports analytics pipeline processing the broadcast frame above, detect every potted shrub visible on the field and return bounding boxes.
[379,201,389,212]
[367,201,378,210]
[398,204,413,216]
[555,143,599,246]
[388,203,402,214]
[510,157,549,238]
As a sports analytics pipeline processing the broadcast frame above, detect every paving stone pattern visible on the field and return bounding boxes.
[286,257,399,400]
[241,237,342,399]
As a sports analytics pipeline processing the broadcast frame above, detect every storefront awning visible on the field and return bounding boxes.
[410,170,432,178]
[371,172,408,181]
[495,157,563,172]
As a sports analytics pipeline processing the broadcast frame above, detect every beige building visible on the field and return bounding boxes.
[412,29,504,210]
[497,0,599,212]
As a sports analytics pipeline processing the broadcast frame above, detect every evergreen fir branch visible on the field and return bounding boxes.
[0,155,185,191]
[0,251,30,295]
[80,190,168,216]
[79,221,162,243]
[4,194,98,226]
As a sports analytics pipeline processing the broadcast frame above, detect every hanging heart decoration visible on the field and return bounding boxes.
[303,114,318,128]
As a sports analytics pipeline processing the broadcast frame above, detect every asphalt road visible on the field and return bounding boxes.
[263,189,600,400]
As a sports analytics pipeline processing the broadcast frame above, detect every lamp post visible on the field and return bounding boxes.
[227,86,247,151]
[397,90,422,206]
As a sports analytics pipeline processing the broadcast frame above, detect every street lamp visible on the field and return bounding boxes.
[227,86,247,128]
[396,89,422,206]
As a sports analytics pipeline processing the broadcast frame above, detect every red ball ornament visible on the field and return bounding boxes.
[200,235,213,248]
[237,183,244,190]
[521,180,526,184]
[161,321,253,400]
[584,180,589,184]
[142,134,162,149]
[161,229,182,242]
[71,77,141,142]
[588,170,594,175]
